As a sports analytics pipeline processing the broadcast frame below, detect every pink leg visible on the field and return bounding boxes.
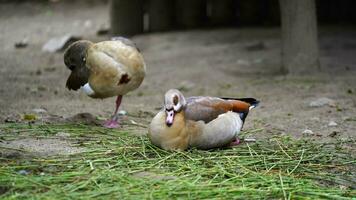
[229,138,241,146]
[104,95,122,128]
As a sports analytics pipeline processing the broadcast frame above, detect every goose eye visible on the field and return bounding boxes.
[82,57,86,62]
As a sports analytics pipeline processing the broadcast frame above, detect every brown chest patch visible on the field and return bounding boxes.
[118,74,131,84]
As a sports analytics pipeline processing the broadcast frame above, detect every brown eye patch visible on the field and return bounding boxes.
[173,95,179,105]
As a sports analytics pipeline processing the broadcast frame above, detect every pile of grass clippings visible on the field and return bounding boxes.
[0,123,355,199]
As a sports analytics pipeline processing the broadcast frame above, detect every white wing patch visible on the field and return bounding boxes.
[81,83,95,96]
[192,111,243,149]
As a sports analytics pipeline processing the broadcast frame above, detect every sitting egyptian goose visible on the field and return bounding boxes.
[148,89,259,150]
[64,37,146,128]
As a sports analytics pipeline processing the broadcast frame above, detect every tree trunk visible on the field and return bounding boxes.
[148,0,174,32]
[209,0,235,26]
[110,0,143,36]
[236,0,260,25]
[175,0,206,28]
[279,0,320,74]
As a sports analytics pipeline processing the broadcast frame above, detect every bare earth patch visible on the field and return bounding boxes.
[0,1,355,154]
[0,138,84,158]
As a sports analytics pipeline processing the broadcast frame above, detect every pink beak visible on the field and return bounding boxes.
[165,110,175,127]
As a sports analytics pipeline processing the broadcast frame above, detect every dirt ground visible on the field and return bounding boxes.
[0,1,355,155]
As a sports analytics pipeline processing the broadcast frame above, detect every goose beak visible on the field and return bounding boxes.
[165,109,175,127]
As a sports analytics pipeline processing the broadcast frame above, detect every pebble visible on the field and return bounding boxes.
[118,110,127,116]
[236,59,250,66]
[328,121,338,127]
[310,117,320,121]
[4,114,21,123]
[244,138,256,142]
[18,170,29,175]
[302,129,314,135]
[329,131,339,137]
[309,97,336,107]
[15,38,28,48]
[56,132,70,138]
[32,108,47,114]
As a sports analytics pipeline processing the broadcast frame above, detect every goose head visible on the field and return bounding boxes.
[164,89,187,127]
[64,40,93,90]
[64,40,92,71]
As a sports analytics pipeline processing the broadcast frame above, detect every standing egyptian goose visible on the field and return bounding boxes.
[64,37,146,128]
[148,89,259,150]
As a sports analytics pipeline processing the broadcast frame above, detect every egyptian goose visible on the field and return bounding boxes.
[148,89,259,150]
[64,37,146,128]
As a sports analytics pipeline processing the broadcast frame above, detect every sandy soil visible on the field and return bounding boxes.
[0,1,355,155]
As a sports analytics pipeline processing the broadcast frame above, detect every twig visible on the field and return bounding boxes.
[289,149,305,175]
[279,171,287,200]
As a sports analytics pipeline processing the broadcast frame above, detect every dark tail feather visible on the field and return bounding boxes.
[221,97,260,109]
[220,97,260,123]
[239,112,249,122]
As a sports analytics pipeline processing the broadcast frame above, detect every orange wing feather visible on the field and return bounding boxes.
[185,97,255,123]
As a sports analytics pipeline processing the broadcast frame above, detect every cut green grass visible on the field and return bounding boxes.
[0,123,355,199]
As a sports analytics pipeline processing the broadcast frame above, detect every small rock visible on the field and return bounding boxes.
[302,129,314,135]
[35,69,42,75]
[38,86,47,91]
[42,35,81,53]
[309,97,336,107]
[329,131,339,137]
[18,170,29,175]
[310,117,320,121]
[328,121,338,127]
[118,110,127,116]
[15,38,28,48]
[4,114,21,123]
[65,113,101,125]
[236,59,250,66]
[243,138,256,142]
[40,172,45,176]
[32,108,47,114]
[56,132,70,138]
[29,87,38,93]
